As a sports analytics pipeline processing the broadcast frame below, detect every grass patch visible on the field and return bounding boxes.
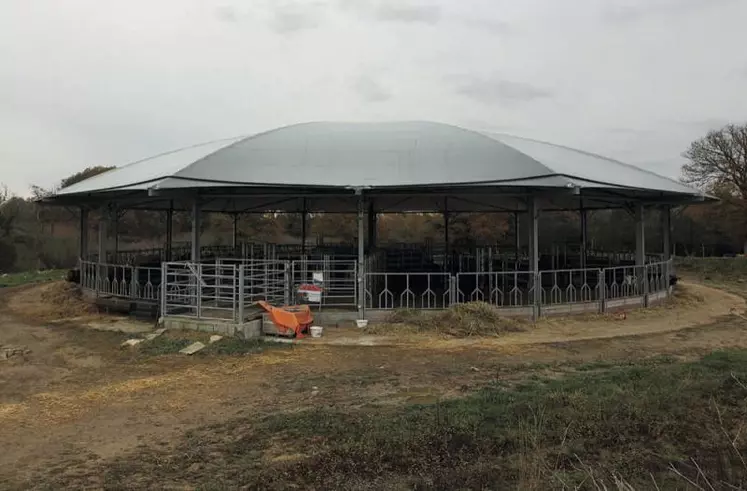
[138,331,290,357]
[0,269,66,288]
[369,302,527,337]
[39,349,747,489]
[675,257,747,299]
[201,338,284,356]
[137,336,193,356]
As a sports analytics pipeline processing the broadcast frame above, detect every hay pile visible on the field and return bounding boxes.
[7,281,98,322]
[369,302,526,337]
[667,284,706,309]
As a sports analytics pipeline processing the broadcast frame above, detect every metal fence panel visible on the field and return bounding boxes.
[291,259,357,308]
[364,272,452,309]
[454,271,535,307]
[162,262,237,320]
[539,268,602,306]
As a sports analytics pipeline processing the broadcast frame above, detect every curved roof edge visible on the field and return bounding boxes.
[49,121,709,205]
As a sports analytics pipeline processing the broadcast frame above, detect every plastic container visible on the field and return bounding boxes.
[310,326,323,338]
[356,319,369,328]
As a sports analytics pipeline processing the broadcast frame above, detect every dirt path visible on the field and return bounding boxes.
[1,281,746,487]
[311,282,745,348]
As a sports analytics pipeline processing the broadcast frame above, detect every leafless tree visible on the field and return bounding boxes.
[683,123,747,253]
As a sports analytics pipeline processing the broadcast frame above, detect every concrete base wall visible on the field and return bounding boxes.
[164,316,263,339]
[647,291,669,305]
[605,296,646,311]
[164,290,672,337]
[541,301,600,316]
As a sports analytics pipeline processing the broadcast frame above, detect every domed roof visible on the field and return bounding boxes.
[57,121,697,193]
[50,121,706,212]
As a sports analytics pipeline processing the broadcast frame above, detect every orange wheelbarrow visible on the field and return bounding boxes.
[257,301,313,338]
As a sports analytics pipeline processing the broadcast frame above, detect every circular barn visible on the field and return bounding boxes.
[45,121,708,333]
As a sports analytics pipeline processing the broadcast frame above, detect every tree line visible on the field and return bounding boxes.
[1,123,745,273]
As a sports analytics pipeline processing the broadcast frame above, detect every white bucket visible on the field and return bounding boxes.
[356,319,369,328]
[310,326,323,338]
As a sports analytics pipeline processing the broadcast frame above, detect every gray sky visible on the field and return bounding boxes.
[1,0,746,195]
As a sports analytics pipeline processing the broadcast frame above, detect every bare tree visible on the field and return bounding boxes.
[683,123,747,253]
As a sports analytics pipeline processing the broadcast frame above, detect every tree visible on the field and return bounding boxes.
[60,166,115,189]
[682,123,747,252]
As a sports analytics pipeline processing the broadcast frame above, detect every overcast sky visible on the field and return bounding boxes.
[1,0,746,195]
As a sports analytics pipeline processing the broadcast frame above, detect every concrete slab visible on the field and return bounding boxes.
[144,328,167,341]
[179,342,206,355]
[209,335,223,344]
[121,339,144,347]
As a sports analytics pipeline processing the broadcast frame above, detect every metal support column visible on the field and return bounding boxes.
[301,198,308,256]
[528,197,540,319]
[79,208,89,260]
[97,213,108,264]
[661,206,671,262]
[96,210,108,294]
[232,213,240,251]
[635,203,648,305]
[112,209,120,257]
[444,197,450,272]
[580,200,588,269]
[513,211,520,265]
[662,205,672,295]
[165,204,173,262]
[191,199,201,262]
[367,201,377,252]
[635,203,645,267]
[356,191,365,319]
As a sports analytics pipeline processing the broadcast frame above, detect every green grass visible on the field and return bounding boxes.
[675,256,747,278]
[201,337,285,356]
[137,336,194,356]
[675,256,747,299]
[0,269,66,288]
[36,349,747,490]
[137,334,289,357]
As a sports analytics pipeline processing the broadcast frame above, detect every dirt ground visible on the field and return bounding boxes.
[1,280,746,488]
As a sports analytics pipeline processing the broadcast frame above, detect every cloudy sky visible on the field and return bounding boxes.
[1,0,746,195]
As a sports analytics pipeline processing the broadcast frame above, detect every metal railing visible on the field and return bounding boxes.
[455,271,535,307]
[80,259,162,303]
[80,255,674,320]
[291,259,357,308]
[239,259,288,309]
[539,268,602,306]
[604,264,647,300]
[365,272,453,309]
[162,262,238,320]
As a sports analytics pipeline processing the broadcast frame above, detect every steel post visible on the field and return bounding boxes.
[191,199,201,263]
[165,204,173,261]
[79,207,89,260]
[528,197,540,319]
[357,192,366,319]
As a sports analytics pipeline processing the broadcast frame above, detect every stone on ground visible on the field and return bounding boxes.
[209,335,223,344]
[121,339,144,347]
[144,328,167,341]
[179,342,206,355]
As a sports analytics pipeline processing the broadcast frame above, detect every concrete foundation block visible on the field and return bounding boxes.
[240,319,263,339]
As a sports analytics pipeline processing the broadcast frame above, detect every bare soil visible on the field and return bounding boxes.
[1,281,746,488]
